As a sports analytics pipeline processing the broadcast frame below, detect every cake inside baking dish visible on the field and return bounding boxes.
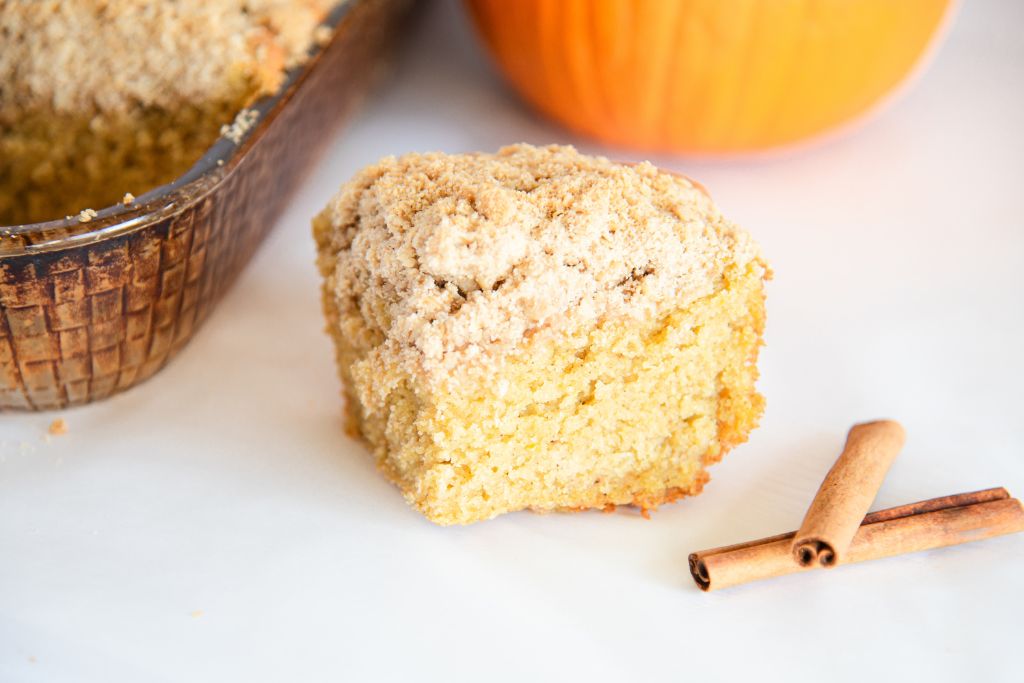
[0,0,333,226]
[314,144,769,525]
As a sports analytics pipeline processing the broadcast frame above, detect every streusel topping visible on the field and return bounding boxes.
[315,144,763,379]
[0,0,331,121]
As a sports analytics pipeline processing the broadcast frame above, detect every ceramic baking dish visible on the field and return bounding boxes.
[0,0,413,411]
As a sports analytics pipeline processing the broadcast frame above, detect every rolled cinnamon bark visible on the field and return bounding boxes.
[792,420,906,567]
[689,488,1023,592]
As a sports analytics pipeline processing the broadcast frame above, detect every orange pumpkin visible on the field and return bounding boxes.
[465,0,954,153]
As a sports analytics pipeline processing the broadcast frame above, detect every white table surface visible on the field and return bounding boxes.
[2,1,1022,681]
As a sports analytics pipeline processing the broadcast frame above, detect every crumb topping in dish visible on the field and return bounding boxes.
[0,0,331,119]
[0,0,335,226]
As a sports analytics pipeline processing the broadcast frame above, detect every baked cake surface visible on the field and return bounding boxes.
[0,0,333,226]
[314,144,768,525]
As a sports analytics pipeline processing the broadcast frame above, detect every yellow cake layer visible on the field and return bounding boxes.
[340,262,764,525]
[0,105,237,226]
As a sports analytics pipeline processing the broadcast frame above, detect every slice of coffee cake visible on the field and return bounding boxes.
[314,144,768,525]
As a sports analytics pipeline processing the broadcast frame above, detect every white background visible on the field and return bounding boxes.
[2,1,1022,681]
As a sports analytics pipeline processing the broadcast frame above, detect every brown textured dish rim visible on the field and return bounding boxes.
[0,0,359,257]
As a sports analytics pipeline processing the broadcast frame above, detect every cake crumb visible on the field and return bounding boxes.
[77,208,97,223]
[220,108,260,144]
[122,192,135,205]
[314,24,333,46]
[48,418,68,436]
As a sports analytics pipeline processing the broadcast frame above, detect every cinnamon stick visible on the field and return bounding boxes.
[689,488,1023,592]
[792,420,906,567]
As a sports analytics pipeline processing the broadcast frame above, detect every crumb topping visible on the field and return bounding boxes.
[317,145,765,382]
[48,418,68,436]
[0,0,332,122]
[314,24,335,46]
[1,0,336,226]
[220,108,261,143]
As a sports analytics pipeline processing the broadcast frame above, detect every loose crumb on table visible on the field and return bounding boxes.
[48,418,68,436]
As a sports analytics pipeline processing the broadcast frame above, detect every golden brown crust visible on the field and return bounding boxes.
[555,477,708,519]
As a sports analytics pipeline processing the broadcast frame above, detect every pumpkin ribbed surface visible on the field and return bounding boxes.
[466,0,952,152]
